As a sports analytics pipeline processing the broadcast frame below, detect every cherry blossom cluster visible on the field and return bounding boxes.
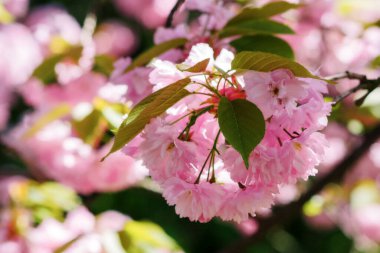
[125,42,331,222]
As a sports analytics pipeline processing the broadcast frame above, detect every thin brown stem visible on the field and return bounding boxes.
[165,0,186,28]
[329,71,380,105]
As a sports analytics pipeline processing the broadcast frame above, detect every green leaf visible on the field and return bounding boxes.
[219,19,294,38]
[54,236,82,253]
[22,104,71,138]
[72,109,108,147]
[32,54,64,84]
[32,47,82,84]
[218,97,265,168]
[0,4,14,24]
[371,56,380,68]
[13,180,80,223]
[231,35,294,59]
[231,51,322,80]
[226,1,299,26]
[364,19,380,29]
[177,58,210,72]
[93,54,115,76]
[103,78,191,159]
[125,38,187,73]
[119,220,182,253]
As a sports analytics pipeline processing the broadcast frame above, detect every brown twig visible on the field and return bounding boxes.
[329,71,380,105]
[221,123,380,253]
[165,0,186,28]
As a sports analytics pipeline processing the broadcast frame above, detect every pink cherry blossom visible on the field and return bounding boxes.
[3,0,29,18]
[94,21,137,57]
[25,6,81,56]
[28,206,130,253]
[217,184,275,223]
[0,23,42,87]
[113,0,177,28]
[3,114,147,194]
[163,177,226,222]
[110,58,153,103]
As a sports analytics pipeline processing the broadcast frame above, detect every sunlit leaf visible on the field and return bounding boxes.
[220,19,294,38]
[0,4,14,24]
[218,97,265,168]
[119,220,182,253]
[103,78,191,159]
[371,55,380,68]
[22,104,71,139]
[93,54,115,76]
[177,58,210,72]
[54,236,82,253]
[226,1,299,26]
[231,35,294,59]
[125,38,187,73]
[10,180,80,223]
[32,46,82,84]
[32,54,65,84]
[231,51,321,80]
[72,109,108,147]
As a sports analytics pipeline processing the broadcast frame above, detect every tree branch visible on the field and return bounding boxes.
[221,123,380,253]
[329,71,380,105]
[165,0,186,28]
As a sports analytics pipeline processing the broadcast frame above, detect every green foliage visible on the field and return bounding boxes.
[72,109,108,147]
[371,55,380,68]
[226,1,299,26]
[32,46,82,84]
[93,54,115,76]
[119,220,182,253]
[22,104,71,138]
[104,78,191,158]
[11,180,81,223]
[125,38,187,73]
[218,97,265,168]
[177,58,210,72]
[232,51,322,80]
[231,35,294,59]
[219,19,294,38]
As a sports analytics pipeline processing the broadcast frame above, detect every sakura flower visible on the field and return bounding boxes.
[162,177,226,222]
[28,206,130,253]
[244,69,308,118]
[2,0,29,19]
[94,21,137,57]
[217,184,275,223]
[138,116,212,184]
[113,0,177,28]
[25,6,81,56]
[149,43,234,91]
[0,23,42,86]
[110,58,153,103]
[3,113,147,194]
